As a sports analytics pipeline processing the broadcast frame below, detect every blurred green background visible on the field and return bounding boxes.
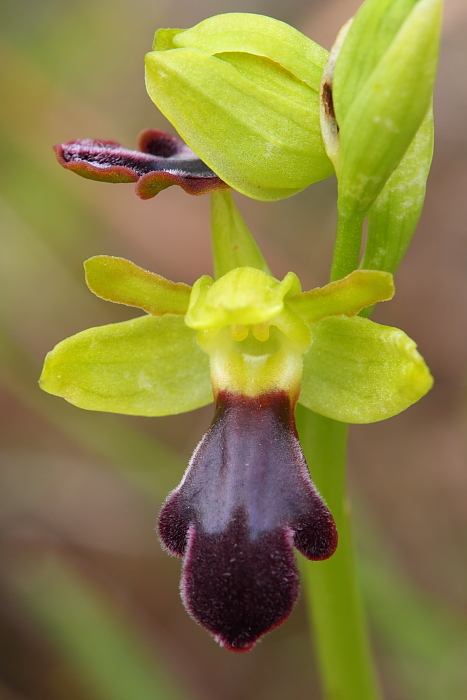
[1,0,466,698]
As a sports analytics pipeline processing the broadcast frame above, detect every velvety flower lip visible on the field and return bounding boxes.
[40,257,433,650]
[158,389,337,652]
[53,129,229,199]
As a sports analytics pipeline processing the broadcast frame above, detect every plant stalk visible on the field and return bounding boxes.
[296,407,383,700]
[297,204,382,699]
[330,209,365,281]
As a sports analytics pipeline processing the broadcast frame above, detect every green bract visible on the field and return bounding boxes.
[40,258,432,424]
[145,13,334,201]
[362,106,434,273]
[322,0,442,219]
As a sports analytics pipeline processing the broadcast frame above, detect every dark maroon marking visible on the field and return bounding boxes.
[322,81,338,127]
[54,129,229,199]
[138,129,181,158]
[158,390,337,651]
[183,516,299,652]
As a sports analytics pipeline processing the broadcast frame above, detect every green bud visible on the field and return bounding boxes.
[145,13,334,201]
[333,0,421,120]
[324,0,442,218]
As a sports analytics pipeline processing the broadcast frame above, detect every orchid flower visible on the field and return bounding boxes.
[44,3,440,656]
[40,200,432,650]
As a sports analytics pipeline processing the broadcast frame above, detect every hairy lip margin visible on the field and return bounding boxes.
[158,390,337,651]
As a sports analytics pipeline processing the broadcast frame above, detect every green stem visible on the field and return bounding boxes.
[330,209,365,282]
[296,207,382,699]
[296,407,382,700]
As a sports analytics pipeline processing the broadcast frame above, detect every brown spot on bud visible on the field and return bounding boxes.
[322,81,337,125]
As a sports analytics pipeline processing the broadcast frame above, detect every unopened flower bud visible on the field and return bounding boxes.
[145,13,334,201]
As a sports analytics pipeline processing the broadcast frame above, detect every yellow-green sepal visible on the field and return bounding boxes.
[185,267,301,330]
[145,14,334,201]
[288,269,394,324]
[145,48,330,201]
[84,256,191,316]
[39,315,212,416]
[167,13,328,92]
[153,27,185,50]
[299,315,432,423]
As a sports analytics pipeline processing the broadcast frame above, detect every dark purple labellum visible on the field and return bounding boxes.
[159,390,337,652]
[54,129,229,198]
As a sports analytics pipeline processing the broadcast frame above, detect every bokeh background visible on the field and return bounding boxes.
[0,0,466,698]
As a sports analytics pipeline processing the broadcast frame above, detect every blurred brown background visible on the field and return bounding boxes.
[0,0,466,699]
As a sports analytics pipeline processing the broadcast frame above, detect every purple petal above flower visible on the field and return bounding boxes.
[54,129,229,199]
[158,390,337,652]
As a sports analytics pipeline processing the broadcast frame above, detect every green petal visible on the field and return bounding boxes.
[84,256,191,316]
[145,48,332,201]
[40,315,212,416]
[288,270,394,324]
[210,191,271,279]
[169,13,328,92]
[362,106,434,274]
[299,315,432,423]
